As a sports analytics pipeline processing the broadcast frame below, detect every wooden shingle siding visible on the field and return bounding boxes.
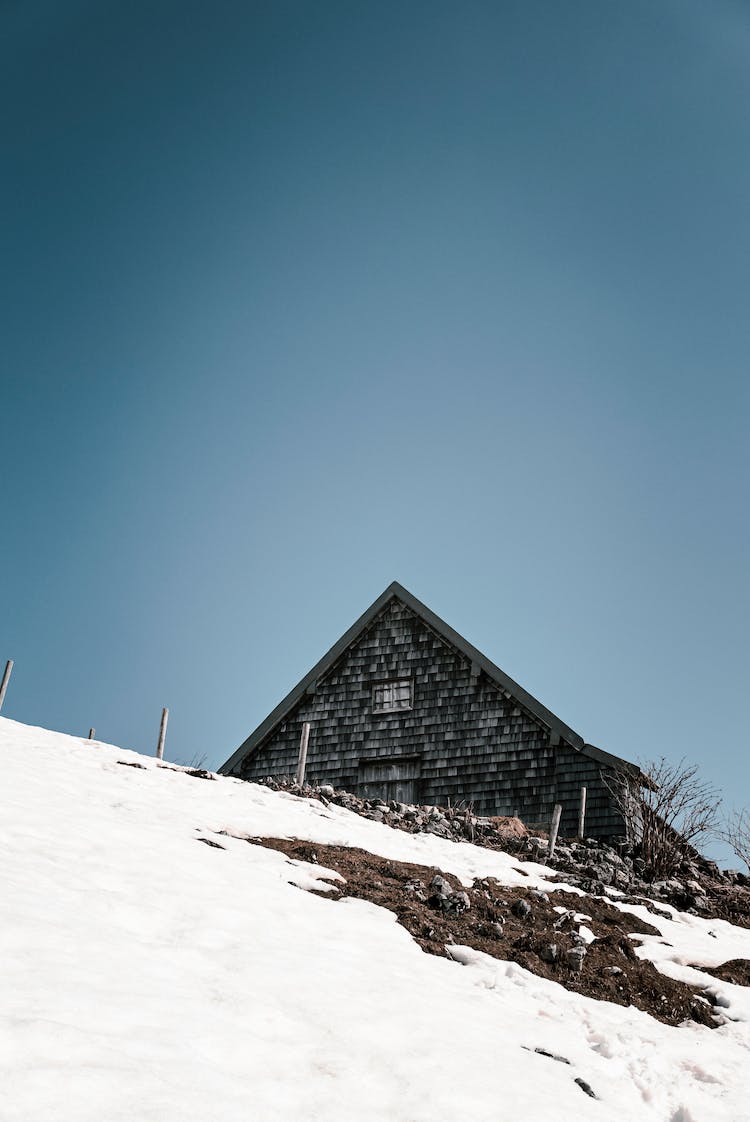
[237,598,627,839]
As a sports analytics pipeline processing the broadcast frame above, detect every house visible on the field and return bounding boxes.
[219,581,640,839]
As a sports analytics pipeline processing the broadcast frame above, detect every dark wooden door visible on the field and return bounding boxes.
[358,757,420,804]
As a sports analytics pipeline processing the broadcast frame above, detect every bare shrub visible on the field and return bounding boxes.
[173,752,208,770]
[720,808,750,873]
[604,757,722,879]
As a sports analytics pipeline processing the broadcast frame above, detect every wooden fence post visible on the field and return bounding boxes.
[0,659,14,713]
[156,707,169,760]
[296,722,311,786]
[88,728,96,740]
[577,786,587,840]
[548,803,562,861]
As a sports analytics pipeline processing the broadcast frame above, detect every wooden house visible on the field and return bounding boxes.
[220,582,639,838]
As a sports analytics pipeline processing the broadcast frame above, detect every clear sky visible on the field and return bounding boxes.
[3,2,748,853]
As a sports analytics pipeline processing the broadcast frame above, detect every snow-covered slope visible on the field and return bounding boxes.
[2,716,750,1122]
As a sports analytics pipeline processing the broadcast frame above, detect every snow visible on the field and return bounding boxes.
[2,716,750,1121]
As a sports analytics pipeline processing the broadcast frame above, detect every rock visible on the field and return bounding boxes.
[511,898,532,919]
[540,943,559,963]
[530,889,550,904]
[575,1078,597,1099]
[604,966,623,976]
[318,785,334,797]
[578,878,607,897]
[428,875,470,913]
[426,821,452,838]
[553,910,575,930]
[567,946,587,972]
[430,875,451,898]
[584,863,612,885]
[532,1047,570,1064]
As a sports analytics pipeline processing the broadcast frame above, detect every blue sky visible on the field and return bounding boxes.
[2,2,748,852]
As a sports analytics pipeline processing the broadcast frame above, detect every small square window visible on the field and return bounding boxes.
[373,679,413,713]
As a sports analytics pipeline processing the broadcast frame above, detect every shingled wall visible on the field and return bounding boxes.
[238,598,625,839]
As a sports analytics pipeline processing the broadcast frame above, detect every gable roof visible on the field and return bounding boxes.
[219,581,636,777]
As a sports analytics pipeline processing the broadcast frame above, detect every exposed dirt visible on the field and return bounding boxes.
[700,887,750,930]
[698,959,750,987]
[239,835,719,1029]
[158,764,217,781]
[257,776,750,930]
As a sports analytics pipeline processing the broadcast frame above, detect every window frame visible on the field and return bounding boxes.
[372,677,414,714]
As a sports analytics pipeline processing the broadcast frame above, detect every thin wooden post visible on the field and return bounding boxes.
[577,786,587,840]
[0,659,14,712]
[156,707,169,760]
[547,803,562,861]
[88,728,96,740]
[296,722,310,786]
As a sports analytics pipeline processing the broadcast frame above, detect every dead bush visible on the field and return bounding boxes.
[604,757,721,879]
[720,808,750,873]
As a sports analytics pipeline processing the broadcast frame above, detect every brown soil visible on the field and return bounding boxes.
[701,887,750,930]
[698,959,750,987]
[238,835,719,1029]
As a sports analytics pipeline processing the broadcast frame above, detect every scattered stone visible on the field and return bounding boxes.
[430,875,451,899]
[453,891,471,914]
[428,875,471,914]
[567,946,587,972]
[256,776,750,931]
[531,1046,570,1064]
[575,1078,597,1099]
[244,835,723,1029]
[182,767,216,781]
[512,898,532,919]
[553,909,575,930]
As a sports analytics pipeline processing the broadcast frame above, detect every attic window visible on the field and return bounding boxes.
[373,679,413,713]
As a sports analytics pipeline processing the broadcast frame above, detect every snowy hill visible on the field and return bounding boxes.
[2,716,750,1122]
